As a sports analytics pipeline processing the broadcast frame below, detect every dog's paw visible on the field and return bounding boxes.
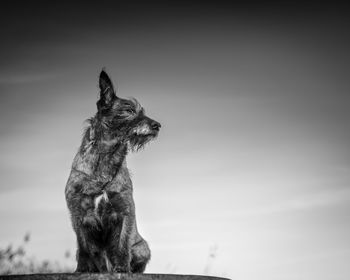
[113,265,131,273]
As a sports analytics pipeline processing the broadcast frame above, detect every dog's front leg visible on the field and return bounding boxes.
[107,213,133,272]
[116,215,133,272]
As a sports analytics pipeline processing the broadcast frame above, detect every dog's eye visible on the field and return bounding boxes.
[126,108,135,115]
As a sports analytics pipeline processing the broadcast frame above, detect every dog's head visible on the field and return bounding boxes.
[94,70,161,151]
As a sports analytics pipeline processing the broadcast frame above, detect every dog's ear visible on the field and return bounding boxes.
[98,70,117,111]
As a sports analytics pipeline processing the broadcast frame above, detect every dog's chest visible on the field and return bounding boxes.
[94,190,109,213]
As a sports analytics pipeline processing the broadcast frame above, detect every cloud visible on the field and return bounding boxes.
[237,188,350,217]
[0,73,57,85]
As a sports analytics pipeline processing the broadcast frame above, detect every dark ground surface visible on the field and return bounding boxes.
[0,274,231,280]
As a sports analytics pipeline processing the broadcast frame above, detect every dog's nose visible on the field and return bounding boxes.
[151,121,161,131]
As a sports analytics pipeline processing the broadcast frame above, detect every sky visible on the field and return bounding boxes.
[1,1,350,279]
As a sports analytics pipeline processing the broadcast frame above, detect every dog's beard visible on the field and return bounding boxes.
[128,133,157,152]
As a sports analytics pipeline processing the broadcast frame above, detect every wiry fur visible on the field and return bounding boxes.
[65,70,161,273]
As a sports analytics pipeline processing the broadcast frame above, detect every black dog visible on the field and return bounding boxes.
[65,70,160,272]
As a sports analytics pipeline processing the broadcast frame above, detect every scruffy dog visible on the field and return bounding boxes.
[65,70,161,273]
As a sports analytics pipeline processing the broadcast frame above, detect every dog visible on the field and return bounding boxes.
[65,70,160,273]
